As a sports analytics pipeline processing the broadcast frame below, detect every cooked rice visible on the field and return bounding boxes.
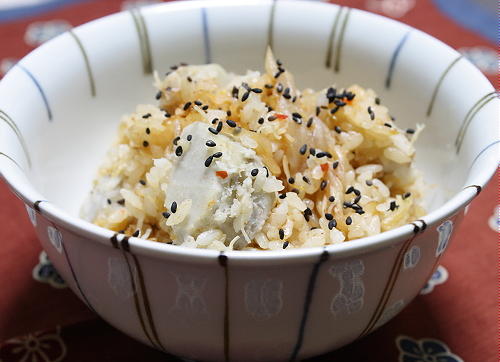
[81,49,425,251]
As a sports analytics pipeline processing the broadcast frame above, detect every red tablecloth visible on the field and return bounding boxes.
[0,0,498,361]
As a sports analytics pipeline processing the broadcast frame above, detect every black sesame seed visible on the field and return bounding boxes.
[170,65,178,70]
[173,136,180,145]
[213,152,223,158]
[333,99,346,107]
[251,168,259,177]
[325,213,333,220]
[211,118,219,125]
[143,140,149,147]
[183,102,192,111]
[334,126,342,133]
[155,91,162,100]
[204,155,213,167]
[292,112,302,119]
[202,105,209,111]
[164,112,171,118]
[320,180,328,190]
[346,216,353,225]
[309,147,316,156]
[370,112,375,121]
[232,86,239,98]
[316,152,327,158]
[226,110,232,116]
[268,115,277,122]
[279,193,287,199]
[206,140,216,147]
[328,219,337,230]
[226,119,236,128]
[276,83,284,93]
[366,180,373,186]
[293,116,302,124]
[328,196,335,202]
[288,177,295,184]
[299,144,307,155]
[302,176,310,184]
[162,211,170,218]
[306,117,313,128]
[171,201,177,213]
[375,97,381,105]
[145,127,151,134]
[194,100,202,106]
[139,179,146,185]
[283,241,289,249]
[142,113,152,119]
[332,161,339,169]
[117,199,125,205]
[258,117,264,124]
[391,116,396,121]
[403,192,412,199]
[353,189,361,196]
[132,230,140,237]
[343,201,353,208]
[187,134,192,141]
[389,201,398,211]
[384,123,392,128]
[175,146,183,156]
[252,88,263,94]
[241,91,250,102]
[264,83,273,89]
[304,208,313,216]
[216,122,223,133]
[356,209,365,215]
[368,106,373,114]
[107,198,111,205]
[354,195,361,204]
[346,186,355,194]
[187,76,193,82]
[406,128,415,134]
[330,106,340,115]
[316,106,321,116]
[279,229,285,240]
[208,127,219,135]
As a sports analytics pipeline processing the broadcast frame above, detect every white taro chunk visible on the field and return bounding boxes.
[244,279,283,320]
[164,122,276,249]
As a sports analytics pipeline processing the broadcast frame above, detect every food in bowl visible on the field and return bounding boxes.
[81,50,425,250]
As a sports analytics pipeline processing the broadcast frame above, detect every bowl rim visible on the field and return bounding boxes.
[0,0,497,264]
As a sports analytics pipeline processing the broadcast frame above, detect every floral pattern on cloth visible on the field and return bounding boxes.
[420,265,448,295]
[488,205,499,232]
[32,251,66,289]
[24,20,71,47]
[459,46,498,75]
[0,326,67,362]
[396,335,463,362]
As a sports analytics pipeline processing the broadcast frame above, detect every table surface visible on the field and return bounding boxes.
[0,0,498,361]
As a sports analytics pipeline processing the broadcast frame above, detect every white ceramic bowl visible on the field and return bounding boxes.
[0,1,498,361]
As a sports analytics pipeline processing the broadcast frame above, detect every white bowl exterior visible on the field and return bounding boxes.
[0,0,498,360]
[31,204,463,361]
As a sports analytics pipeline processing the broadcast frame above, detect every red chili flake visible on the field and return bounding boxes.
[216,170,228,179]
[276,113,288,120]
[320,163,329,172]
[343,97,353,105]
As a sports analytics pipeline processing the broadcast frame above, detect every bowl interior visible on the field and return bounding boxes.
[0,0,498,220]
